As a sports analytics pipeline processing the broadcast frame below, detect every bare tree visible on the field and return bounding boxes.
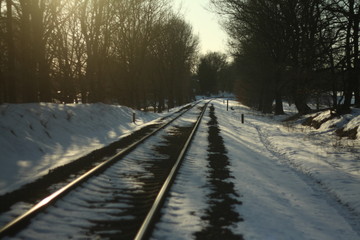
[5,0,16,102]
[0,0,199,107]
[151,14,198,110]
[211,0,332,114]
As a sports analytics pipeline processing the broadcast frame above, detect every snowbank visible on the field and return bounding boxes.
[304,108,360,139]
[0,103,163,195]
[242,104,360,214]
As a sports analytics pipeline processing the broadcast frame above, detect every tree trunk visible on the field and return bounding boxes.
[329,47,338,109]
[31,0,51,102]
[6,0,16,103]
[274,91,284,115]
[20,0,37,102]
[258,83,273,114]
[293,81,311,114]
[342,0,355,111]
[353,12,360,107]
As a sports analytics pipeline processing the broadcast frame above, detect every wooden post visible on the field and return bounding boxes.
[241,114,244,124]
[132,113,136,123]
[227,99,229,111]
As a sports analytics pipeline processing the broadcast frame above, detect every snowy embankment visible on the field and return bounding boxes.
[216,100,360,239]
[259,106,360,213]
[152,100,360,239]
[228,102,360,213]
[0,103,165,195]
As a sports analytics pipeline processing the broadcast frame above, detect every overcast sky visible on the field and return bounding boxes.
[173,0,228,55]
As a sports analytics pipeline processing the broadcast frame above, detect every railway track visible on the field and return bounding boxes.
[0,101,209,239]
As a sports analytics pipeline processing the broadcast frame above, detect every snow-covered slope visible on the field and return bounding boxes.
[216,101,360,239]
[0,103,164,195]
[241,103,360,211]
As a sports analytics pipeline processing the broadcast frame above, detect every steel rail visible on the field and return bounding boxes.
[134,101,210,240]
[0,101,203,238]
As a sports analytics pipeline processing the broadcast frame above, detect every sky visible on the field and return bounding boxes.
[173,0,229,55]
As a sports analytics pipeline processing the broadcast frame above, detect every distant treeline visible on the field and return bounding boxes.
[212,0,360,114]
[0,0,199,111]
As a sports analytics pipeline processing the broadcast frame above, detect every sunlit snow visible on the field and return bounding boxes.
[1,99,359,239]
[0,103,165,194]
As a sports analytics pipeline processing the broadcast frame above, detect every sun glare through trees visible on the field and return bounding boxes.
[1,0,359,115]
[0,0,201,112]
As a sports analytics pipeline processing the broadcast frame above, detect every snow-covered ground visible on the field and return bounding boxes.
[1,100,360,239]
[153,99,360,239]
[0,103,167,195]
[217,100,360,239]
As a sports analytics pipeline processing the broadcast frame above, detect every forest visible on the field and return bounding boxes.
[1,0,359,115]
[0,0,200,112]
[211,0,360,115]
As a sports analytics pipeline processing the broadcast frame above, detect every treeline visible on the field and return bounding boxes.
[0,0,199,111]
[196,51,236,95]
[212,0,360,114]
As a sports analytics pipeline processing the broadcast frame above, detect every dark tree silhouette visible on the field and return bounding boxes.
[197,52,228,96]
